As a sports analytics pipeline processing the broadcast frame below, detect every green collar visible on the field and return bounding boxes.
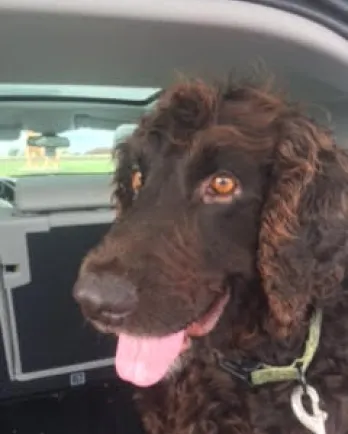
[217,309,323,387]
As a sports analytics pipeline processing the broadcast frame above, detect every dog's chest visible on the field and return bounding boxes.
[249,380,348,434]
[135,373,348,434]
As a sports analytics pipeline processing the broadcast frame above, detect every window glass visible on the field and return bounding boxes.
[0,123,138,177]
[0,128,117,177]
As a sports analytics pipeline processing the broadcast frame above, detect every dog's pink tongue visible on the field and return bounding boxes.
[115,330,185,387]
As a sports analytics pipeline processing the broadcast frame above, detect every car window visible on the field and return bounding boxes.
[0,128,118,177]
[0,83,156,178]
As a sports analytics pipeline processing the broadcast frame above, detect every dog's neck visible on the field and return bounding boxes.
[208,278,313,369]
[216,308,322,387]
[202,275,348,388]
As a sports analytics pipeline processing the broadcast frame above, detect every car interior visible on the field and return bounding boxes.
[0,0,348,433]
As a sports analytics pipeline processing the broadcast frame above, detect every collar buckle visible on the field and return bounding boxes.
[216,355,263,386]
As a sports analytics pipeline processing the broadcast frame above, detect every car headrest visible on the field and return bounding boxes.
[114,123,137,146]
[14,174,113,212]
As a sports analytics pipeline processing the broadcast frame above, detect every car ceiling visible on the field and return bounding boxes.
[0,0,347,137]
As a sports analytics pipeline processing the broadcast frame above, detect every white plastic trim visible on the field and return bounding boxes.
[0,0,347,67]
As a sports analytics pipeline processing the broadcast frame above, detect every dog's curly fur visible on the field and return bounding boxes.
[74,77,348,434]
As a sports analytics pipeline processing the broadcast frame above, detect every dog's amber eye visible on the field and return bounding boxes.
[210,175,236,195]
[132,171,142,193]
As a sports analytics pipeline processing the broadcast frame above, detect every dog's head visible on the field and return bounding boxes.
[74,79,348,387]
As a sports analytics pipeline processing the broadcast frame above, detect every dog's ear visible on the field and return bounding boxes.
[258,113,348,336]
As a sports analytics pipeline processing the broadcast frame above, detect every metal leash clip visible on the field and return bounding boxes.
[290,365,328,434]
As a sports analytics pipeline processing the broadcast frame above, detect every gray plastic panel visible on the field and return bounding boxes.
[15,173,114,212]
[0,0,346,105]
[0,209,115,381]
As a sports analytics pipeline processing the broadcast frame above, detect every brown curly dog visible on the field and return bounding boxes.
[73,78,348,434]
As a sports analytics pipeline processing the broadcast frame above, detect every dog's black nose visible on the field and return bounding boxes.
[73,273,138,323]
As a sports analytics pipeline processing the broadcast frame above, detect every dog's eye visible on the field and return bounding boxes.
[132,171,143,195]
[210,175,236,195]
[199,173,241,204]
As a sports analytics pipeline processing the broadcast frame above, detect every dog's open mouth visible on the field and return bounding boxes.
[115,292,229,387]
